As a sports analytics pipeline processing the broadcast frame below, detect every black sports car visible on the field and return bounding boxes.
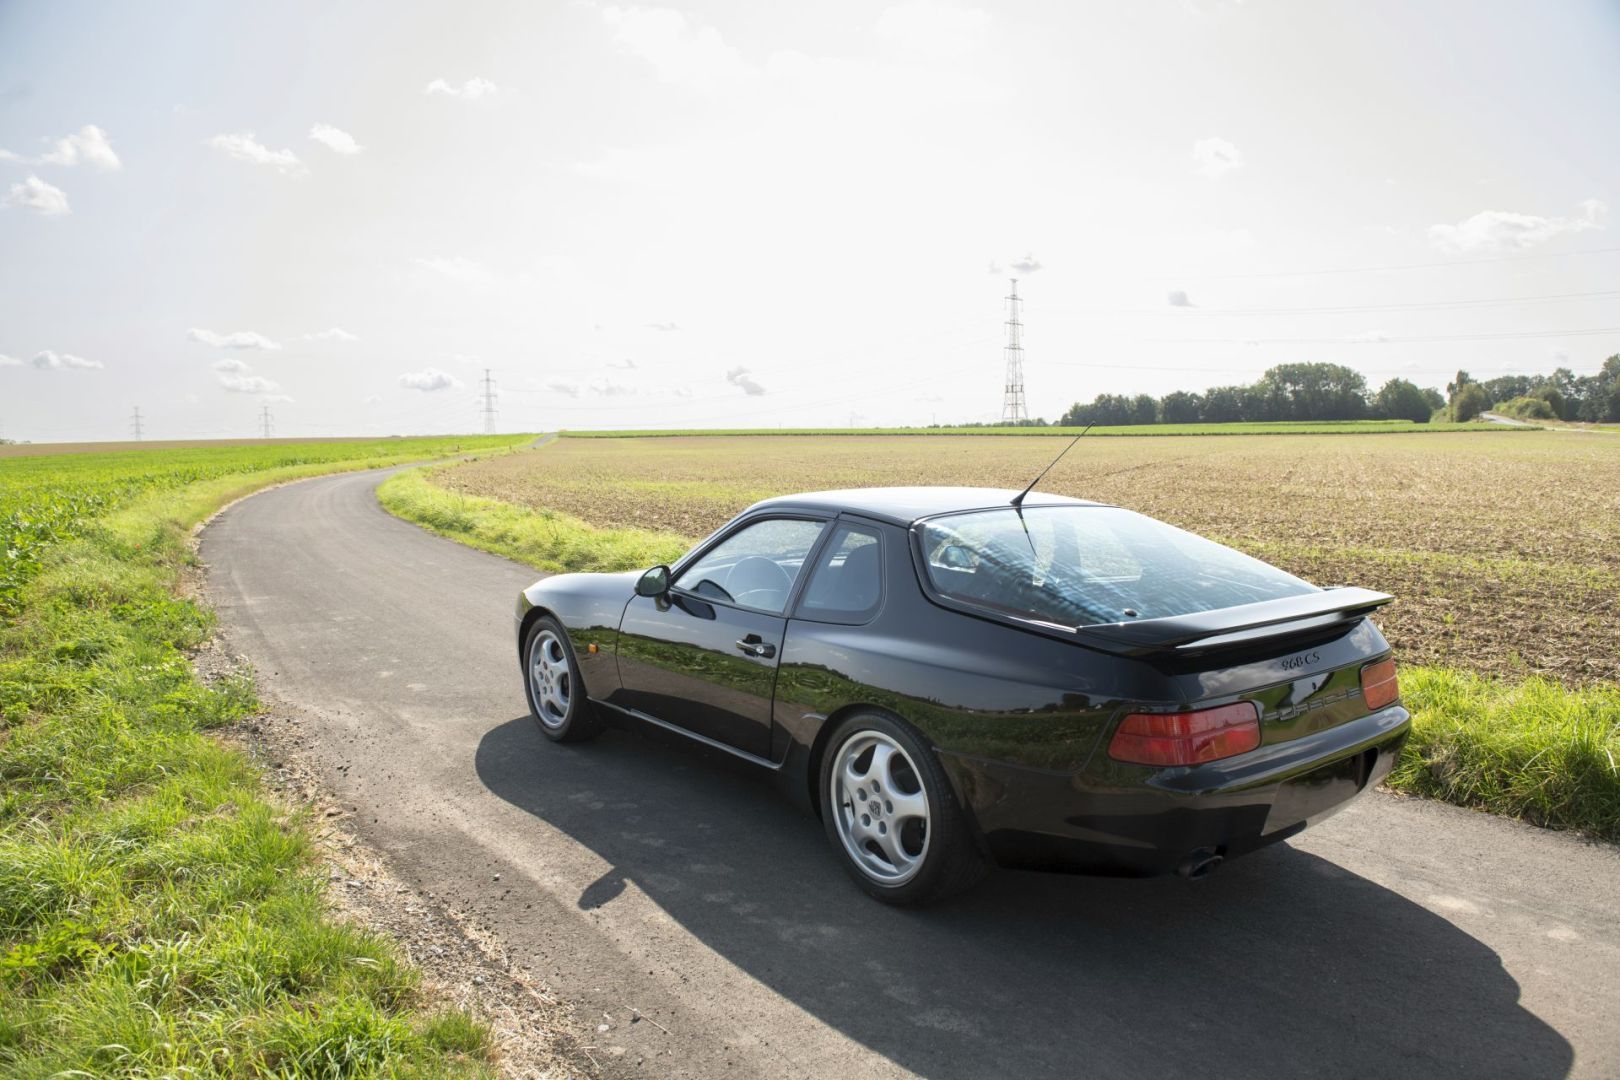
[515,486,1408,904]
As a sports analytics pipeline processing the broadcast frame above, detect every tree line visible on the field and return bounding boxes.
[997,356,1620,427]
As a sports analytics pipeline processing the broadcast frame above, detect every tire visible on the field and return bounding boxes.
[819,711,988,905]
[523,616,601,743]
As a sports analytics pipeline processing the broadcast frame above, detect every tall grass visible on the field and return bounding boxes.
[378,467,689,574]
[1392,669,1620,839]
[0,439,530,1077]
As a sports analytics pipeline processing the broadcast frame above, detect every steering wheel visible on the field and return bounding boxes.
[727,556,792,610]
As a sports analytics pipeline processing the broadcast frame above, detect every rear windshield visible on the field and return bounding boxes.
[917,505,1316,627]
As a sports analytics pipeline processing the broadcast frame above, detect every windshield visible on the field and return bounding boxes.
[917,505,1316,627]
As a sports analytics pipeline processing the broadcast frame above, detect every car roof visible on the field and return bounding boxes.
[743,486,1106,527]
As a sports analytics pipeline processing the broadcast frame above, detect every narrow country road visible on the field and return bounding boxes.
[202,468,1620,1079]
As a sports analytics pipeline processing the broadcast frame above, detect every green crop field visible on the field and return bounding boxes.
[0,434,533,1077]
[384,428,1620,842]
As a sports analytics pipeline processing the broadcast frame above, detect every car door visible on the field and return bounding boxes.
[615,515,829,760]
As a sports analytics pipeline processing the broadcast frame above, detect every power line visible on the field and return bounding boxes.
[1142,325,1620,346]
[1050,287,1620,319]
[129,406,143,441]
[259,404,274,438]
[479,368,498,434]
[1146,245,1620,282]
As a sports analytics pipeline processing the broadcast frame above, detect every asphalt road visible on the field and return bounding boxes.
[202,467,1620,1079]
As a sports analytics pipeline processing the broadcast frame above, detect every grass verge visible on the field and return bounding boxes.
[1,438,533,1077]
[1393,670,1620,839]
[378,466,689,574]
[383,464,1620,843]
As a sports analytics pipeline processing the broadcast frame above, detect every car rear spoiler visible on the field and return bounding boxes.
[1072,587,1394,657]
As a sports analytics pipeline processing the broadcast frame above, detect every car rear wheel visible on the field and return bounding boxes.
[523,616,600,743]
[820,711,987,905]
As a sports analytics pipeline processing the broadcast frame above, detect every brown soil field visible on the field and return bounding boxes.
[434,432,1620,685]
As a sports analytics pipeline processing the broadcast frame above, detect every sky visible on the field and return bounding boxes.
[2,0,1619,440]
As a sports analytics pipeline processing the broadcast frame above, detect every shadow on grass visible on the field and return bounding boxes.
[475,715,1570,1080]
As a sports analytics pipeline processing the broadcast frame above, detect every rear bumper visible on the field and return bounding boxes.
[937,705,1410,877]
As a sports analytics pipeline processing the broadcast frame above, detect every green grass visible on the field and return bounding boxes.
[561,419,1525,438]
[378,467,689,574]
[385,459,1620,843]
[0,435,531,1077]
[1394,670,1620,838]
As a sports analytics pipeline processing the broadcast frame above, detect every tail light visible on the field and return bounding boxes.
[1360,657,1399,711]
[1108,702,1261,767]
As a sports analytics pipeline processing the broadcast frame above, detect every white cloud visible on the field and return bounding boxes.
[41,125,121,169]
[645,322,680,332]
[4,175,70,215]
[218,372,282,395]
[399,368,462,392]
[1167,290,1194,307]
[304,327,359,342]
[309,123,363,155]
[601,6,750,89]
[189,327,281,350]
[589,376,637,397]
[213,357,252,373]
[546,381,582,398]
[1427,198,1608,252]
[1009,252,1043,275]
[874,1,991,59]
[1192,136,1243,179]
[424,77,500,101]
[413,255,496,284]
[206,131,306,177]
[1343,330,1390,343]
[362,394,384,405]
[1,124,121,170]
[725,366,766,395]
[0,353,22,366]
[608,357,638,369]
[31,350,102,370]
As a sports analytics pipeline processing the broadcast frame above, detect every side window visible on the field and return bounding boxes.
[673,518,826,614]
[797,524,883,621]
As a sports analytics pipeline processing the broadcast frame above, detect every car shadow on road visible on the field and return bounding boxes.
[476,716,1571,1080]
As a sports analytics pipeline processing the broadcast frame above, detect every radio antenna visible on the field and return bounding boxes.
[1011,424,1093,508]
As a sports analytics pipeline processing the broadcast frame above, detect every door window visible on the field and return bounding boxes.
[674,517,826,614]
[797,524,883,621]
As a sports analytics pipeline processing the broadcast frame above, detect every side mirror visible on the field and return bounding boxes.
[635,565,671,598]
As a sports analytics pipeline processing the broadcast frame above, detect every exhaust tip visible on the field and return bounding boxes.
[1177,849,1224,880]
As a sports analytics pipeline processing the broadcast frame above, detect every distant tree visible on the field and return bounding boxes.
[1131,394,1158,424]
[1446,370,1473,398]
[1528,385,1566,421]
[1242,382,1282,422]
[1060,394,1138,426]
[1373,378,1432,423]
[1421,387,1446,413]
[1160,390,1203,424]
[1497,395,1557,421]
[1255,362,1370,421]
[1200,385,1246,422]
[1481,375,1532,404]
[1450,382,1490,422]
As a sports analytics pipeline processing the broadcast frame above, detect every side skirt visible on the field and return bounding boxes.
[591,699,785,772]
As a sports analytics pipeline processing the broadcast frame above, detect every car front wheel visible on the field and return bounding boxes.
[523,616,600,743]
[820,711,987,905]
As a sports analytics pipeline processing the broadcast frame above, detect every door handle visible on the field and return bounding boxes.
[735,636,777,659]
